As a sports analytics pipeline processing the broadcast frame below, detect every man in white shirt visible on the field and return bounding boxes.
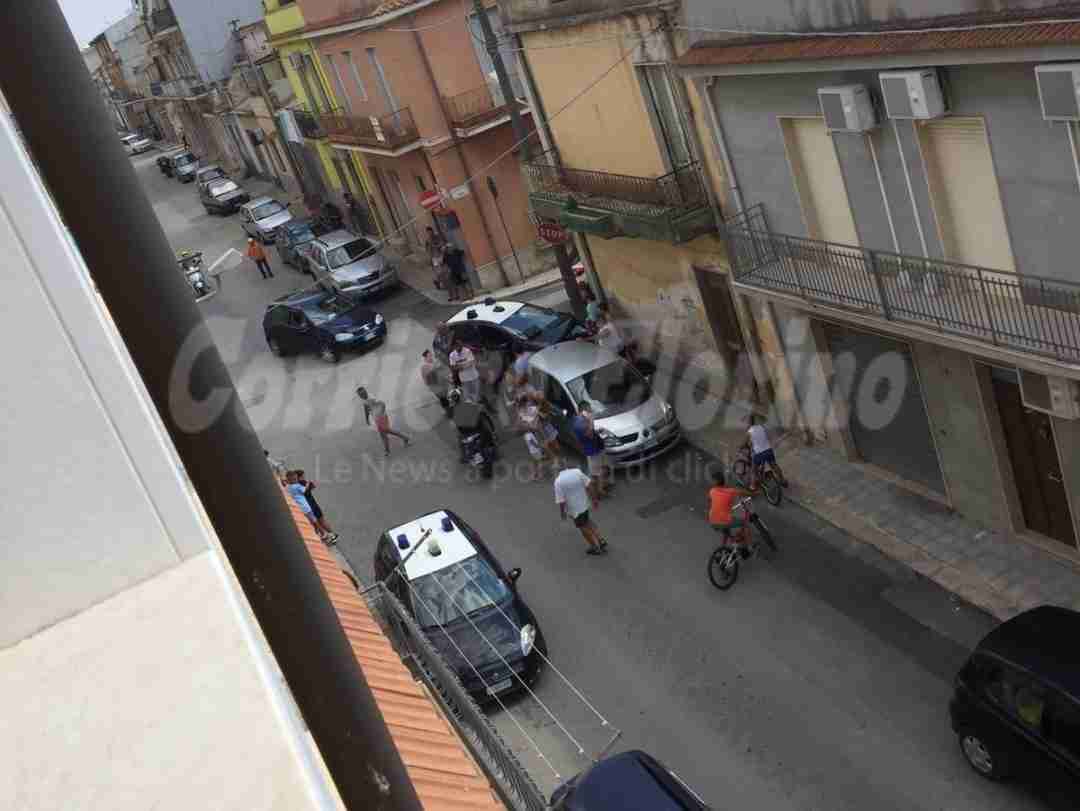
[554,467,608,555]
[747,414,787,489]
[449,339,481,404]
[594,309,625,354]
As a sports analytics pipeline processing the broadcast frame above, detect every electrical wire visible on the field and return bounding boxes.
[674,15,1080,38]
[382,9,471,33]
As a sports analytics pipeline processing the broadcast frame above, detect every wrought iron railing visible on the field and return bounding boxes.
[444,79,520,129]
[293,107,325,139]
[364,583,549,811]
[150,7,177,34]
[319,106,420,149]
[724,206,1080,363]
[525,153,707,214]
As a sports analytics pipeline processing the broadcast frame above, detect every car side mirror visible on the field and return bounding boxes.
[507,567,522,584]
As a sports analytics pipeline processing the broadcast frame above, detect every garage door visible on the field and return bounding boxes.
[825,325,945,494]
[919,117,1015,273]
[782,118,859,246]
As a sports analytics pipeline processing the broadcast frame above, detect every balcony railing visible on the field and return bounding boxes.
[293,108,325,139]
[150,7,177,35]
[725,204,1080,363]
[319,107,420,151]
[148,76,205,98]
[443,79,521,130]
[525,153,713,243]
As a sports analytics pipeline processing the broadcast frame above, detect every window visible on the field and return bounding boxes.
[502,305,575,342]
[301,293,360,325]
[342,51,367,102]
[324,54,351,113]
[366,48,398,113]
[983,663,1048,733]
[287,310,306,328]
[302,54,333,113]
[252,201,285,220]
[566,361,651,418]
[326,238,376,269]
[411,556,511,629]
[210,180,239,197]
[638,64,692,170]
[466,8,523,99]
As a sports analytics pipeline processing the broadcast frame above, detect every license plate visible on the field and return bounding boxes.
[486,678,512,695]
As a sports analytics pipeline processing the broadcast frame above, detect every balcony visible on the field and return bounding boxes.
[149,76,208,99]
[443,80,525,133]
[525,154,714,244]
[293,108,324,139]
[725,204,1080,364]
[150,7,178,37]
[319,107,421,153]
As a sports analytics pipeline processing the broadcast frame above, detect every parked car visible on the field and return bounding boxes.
[373,509,546,704]
[158,148,184,175]
[304,229,397,296]
[194,164,227,191]
[169,151,198,183]
[527,341,680,468]
[241,196,293,243]
[199,177,250,215]
[551,750,709,810]
[276,219,320,270]
[950,605,1080,793]
[432,299,589,387]
[120,133,153,155]
[262,288,385,363]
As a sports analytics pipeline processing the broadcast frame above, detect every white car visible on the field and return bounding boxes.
[120,133,154,155]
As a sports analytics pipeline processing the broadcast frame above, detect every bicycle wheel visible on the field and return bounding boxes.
[731,457,751,488]
[752,518,778,560]
[762,470,783,506]
[708,547,740,590]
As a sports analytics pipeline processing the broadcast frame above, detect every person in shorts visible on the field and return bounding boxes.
[554,466,608,555]
[516,390,562,476]
[449,339,481,404]
[747,414,787,489]
[285,470,326,540]
[708,469,752,556]
[294,469,338,545]
[572,404,610,497]
[357,387,411,457]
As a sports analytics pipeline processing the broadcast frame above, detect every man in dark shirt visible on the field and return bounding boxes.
[572,404,611,497]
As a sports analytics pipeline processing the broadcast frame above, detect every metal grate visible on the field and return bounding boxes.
[319,106,419,149]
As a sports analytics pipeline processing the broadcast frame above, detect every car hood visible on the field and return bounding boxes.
[255,210,293,230]
[593,394,666,437]
[330,253,385,284]
[213,188,246,201]
[176,163,197,174]
[131,138,152,147]
[325,306,378,331]
[424,601,525,675]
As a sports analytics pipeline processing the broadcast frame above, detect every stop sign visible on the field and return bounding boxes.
[537,221,568,244]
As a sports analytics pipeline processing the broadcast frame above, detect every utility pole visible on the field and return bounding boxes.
[471,0,585,316]
[230,18,286,190]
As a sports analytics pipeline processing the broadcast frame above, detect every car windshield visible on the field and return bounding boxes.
[201,169,224,181]
[412,555,511,629]
[210,180,238,197]
[300,294,359,325]
[326,238,375,269]
[175,154,195,166]
[566,360,651,418]
[252,201,285,220]
[502,304,575,342]
[286,224,315,243]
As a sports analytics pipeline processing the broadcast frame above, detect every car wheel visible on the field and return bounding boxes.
[959,732,1007,780]
[268,338,285,357]
[319,344,340,364]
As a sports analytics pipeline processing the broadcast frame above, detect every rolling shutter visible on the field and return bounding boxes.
[782,118,859,246]
[919,117,1015,272]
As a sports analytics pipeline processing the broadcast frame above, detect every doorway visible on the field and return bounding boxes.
[989,367,1076,547]
[693,267,745,369]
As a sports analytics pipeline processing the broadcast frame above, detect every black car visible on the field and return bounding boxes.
[276,219,320,271]
[158,149,182,176]
[950,605,1080,792]
[374,509,546,704]
[200,177,249,215]
[433,298,588,385]
[263,288,386,364]
[551,751,709,810]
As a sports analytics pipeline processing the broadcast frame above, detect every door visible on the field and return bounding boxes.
[782,118,859,246]
[387,169,419,248]
[693,267,745,368]
[284,310,316,353]
[825,325,946,494]
[991,367,1076,547]
[919,117,1015,273]
[639,65,692,171]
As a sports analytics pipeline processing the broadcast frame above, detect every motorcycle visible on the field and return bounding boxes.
[449,390,498,479]
[178,250,212,300]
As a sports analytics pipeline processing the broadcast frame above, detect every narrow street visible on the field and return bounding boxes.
[136,151,1066,811]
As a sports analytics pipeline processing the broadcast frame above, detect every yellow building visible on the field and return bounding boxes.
[264,0,384,233]
[504,2,756,401]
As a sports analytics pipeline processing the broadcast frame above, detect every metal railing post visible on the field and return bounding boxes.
[867,249,891,319]
[785,235,807,299]
[977,267,999,346]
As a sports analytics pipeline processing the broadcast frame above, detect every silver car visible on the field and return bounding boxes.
[240,196,293,244]
[305,229,398,297]
[528,342,680,468]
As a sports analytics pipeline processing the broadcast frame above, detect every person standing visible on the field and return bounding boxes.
[424,226,447,290]
[592,305,625,354]
[554,466,608,555]
[343,191,365,233]
[357,386,411,457]
[444,245,473,302]
[449,339,481,404]
[747,414,787,489]
[264,449,287,483]
[420,349,451,415]
[295,469,338,544]
[572,405,610,497]
[516,390,562,475]
[246,237,273,279]
[285,470,328,541]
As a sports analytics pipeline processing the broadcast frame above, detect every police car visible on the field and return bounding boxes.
[373,509,546,702]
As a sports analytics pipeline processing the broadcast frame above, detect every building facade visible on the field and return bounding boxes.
[294,0,540,287]
[678,2,1080,557]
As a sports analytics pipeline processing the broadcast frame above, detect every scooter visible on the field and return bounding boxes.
[449,390,498,479]
[178,250,213,301]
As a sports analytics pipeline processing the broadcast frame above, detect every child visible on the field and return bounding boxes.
[295,469,338,545]
[357,386,411,457]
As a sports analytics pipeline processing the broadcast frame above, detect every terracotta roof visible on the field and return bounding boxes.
[677,17,1080,68]
[281,490,506,811]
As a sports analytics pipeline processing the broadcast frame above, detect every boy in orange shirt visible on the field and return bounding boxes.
[708,469,752,555]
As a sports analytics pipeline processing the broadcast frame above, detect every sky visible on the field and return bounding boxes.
[60,0,135,48]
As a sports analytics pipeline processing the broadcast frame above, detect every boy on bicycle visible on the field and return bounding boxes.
[708,469,752,557]
[747,414,787,490]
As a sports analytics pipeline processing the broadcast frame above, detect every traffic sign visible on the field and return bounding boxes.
[537,221,568,244]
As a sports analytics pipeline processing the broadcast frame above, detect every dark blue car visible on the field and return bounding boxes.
[551,751,709,810]
[263,288,386,364]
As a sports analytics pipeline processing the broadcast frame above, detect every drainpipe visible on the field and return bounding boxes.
[0,4,426,810]
[411,26,509,288]
[702,75,745,214]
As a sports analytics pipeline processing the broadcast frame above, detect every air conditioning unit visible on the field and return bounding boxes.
[818,85,877,132]
[879,70,947,120]
[1035,64,1080,121]
[1020,369,1080,420]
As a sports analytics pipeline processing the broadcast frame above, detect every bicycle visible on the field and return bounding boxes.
[731,441,783,507]
[707,497,778,590]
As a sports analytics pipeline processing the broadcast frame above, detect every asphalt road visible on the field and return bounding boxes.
[135,150,1067,811]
